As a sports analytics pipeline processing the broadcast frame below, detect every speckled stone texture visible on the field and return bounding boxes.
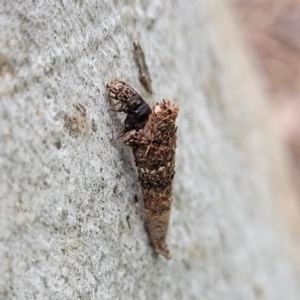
[1,1,300,299]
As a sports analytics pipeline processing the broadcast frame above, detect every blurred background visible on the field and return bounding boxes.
[229,0,300,186]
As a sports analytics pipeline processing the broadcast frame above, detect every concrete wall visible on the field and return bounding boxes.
[1,1,300,299]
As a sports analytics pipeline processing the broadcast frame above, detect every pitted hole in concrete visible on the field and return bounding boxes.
[64,103,90,137]
[0,52,15,77]
[91,118,97,132]
[54,139,62,149]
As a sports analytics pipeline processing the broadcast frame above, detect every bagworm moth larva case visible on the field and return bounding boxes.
[107,79,179,258]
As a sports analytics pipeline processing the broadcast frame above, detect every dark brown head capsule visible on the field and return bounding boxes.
[107,79,152,136]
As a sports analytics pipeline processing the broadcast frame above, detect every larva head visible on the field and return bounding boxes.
[106,79,137,103]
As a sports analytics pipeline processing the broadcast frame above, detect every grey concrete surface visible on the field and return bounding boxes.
[1,0,300,299]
